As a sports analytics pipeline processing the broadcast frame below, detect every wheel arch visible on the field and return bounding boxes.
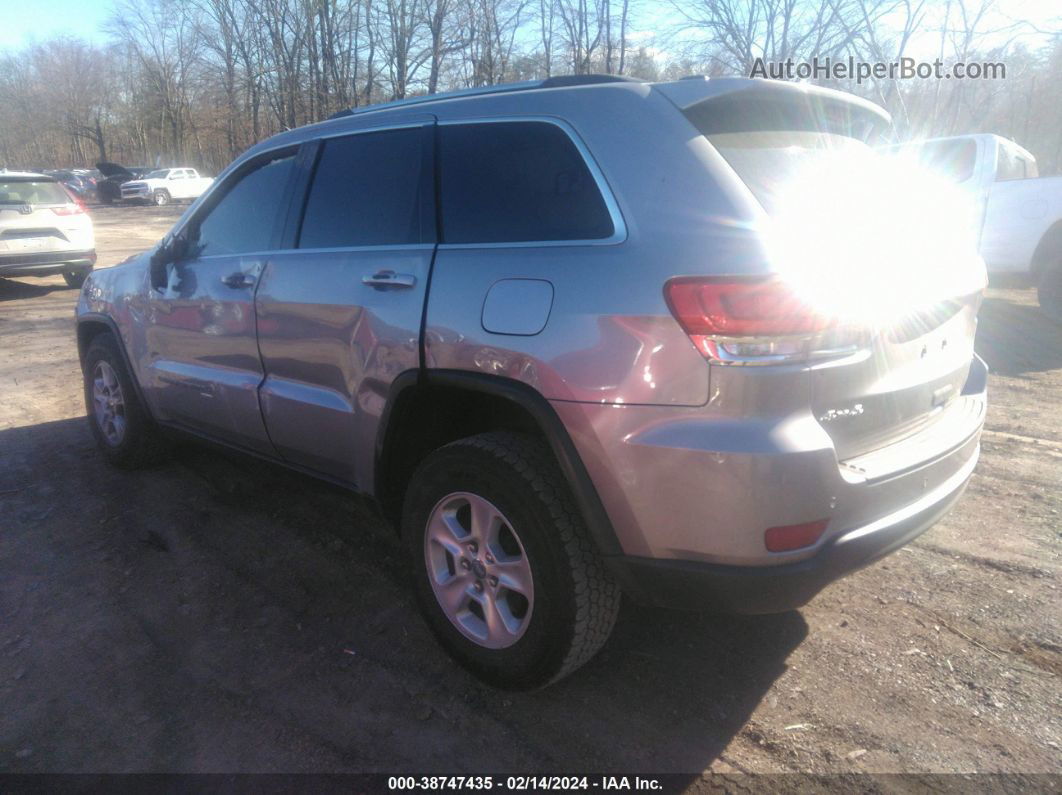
[76,314,151,411]
[1030,220,1062,281]
[374,369,623,557]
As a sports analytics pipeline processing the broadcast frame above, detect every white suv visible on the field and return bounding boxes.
[0,172,96,287]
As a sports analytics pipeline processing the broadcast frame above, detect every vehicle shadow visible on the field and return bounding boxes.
[0,276,73,301]
[975,295,1062,376]
[2,417,804,775]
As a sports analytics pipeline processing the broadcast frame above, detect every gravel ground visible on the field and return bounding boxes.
[0,205,1059,776]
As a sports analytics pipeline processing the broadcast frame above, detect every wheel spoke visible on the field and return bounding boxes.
[469,497,498,544]
[436,574,471,614]
[426,512,466,560]
[483,593,518,642]
[493,557,533,597]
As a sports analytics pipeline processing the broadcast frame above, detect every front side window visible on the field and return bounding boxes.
[438,121,614,244]
[194,152,296,257]
[298,127,429,248]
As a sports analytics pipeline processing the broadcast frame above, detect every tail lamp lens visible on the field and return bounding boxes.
[665,276,837,362]
[52,204,85,216]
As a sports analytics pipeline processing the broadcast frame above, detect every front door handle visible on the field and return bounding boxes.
[221,272,256,289]
[362,270,416,288]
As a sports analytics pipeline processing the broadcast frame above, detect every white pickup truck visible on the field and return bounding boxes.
[886,133,1062,320]
[120,168,213,207]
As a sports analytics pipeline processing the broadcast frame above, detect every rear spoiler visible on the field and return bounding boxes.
[654,77,892,143]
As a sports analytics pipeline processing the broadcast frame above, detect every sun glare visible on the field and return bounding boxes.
[762,143,987,329]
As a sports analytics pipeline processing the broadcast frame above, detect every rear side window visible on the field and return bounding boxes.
[195,152,296,256]
[298,127,430,248]
[438,121,614,244]
[0,180,70,205]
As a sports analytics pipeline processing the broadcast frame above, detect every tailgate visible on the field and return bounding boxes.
[672,79,986,460]
[811,298,979,460]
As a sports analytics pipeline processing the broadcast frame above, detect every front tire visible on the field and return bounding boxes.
[1038,260,1062,324]
[153,189,171,206]
[83,333,167,468]
[64,270,90,289]
[403,432,621,689]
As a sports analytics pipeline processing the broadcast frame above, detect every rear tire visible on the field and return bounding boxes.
[403,431,621,689]
[153,189,171,206]
[64,270,89,289]
[83,333,167,468]
[1038,259,1062,324]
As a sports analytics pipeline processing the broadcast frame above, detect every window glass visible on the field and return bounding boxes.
[0,179,70,205]
[195,152,295,256]
[438,121,614,244]
[996,146,1023,181]
[708,131,871,214]
[911,139,977,183]
[298,127,428,248]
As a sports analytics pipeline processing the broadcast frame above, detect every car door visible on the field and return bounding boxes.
[255,120,436,487]
[166,169,188,199]
[145,147,299,453]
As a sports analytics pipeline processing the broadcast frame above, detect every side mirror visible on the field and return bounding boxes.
[149,233,190,290]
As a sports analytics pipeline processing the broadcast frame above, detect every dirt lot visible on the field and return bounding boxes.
[1,205,1059,776]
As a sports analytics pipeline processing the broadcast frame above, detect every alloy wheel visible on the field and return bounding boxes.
[92,360,126,446]
[424,492,534,649]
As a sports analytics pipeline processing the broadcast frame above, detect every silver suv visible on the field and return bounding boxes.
[76,75,988,688]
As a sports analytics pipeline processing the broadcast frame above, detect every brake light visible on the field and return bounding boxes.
[54,185,87,215]
[765,519,829,553]
[665,276,851,363]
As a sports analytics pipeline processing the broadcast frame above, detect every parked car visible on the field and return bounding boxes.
[44,169,97,203]
[119,167,213,206]
[0,171,95,287]
[885,134,1062,320]
[95,161,150,204]
[75,76,988,688]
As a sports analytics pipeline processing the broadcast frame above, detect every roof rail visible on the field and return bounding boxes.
[326,74,643,121]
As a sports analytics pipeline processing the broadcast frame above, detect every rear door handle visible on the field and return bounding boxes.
[221,272,256,289]
[362,270,416,288]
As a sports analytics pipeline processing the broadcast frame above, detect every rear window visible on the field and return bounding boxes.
[438,121,614,244]
[704,131,872,213]
[0,180,71,205]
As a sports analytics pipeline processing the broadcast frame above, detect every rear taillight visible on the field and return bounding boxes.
[665,276,859,364]
[54,185,87,215]
[52,203,85,216]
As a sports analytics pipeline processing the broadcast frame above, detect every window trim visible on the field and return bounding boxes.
[435,116,628,250]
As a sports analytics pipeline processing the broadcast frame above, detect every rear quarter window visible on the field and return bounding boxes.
[438,121,614,244]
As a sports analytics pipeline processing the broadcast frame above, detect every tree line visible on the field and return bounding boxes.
[0,0,1059,174]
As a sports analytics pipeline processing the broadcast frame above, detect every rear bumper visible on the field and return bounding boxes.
[0,250,96,276]
[553,354,988,611]
[608,443,977,613]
